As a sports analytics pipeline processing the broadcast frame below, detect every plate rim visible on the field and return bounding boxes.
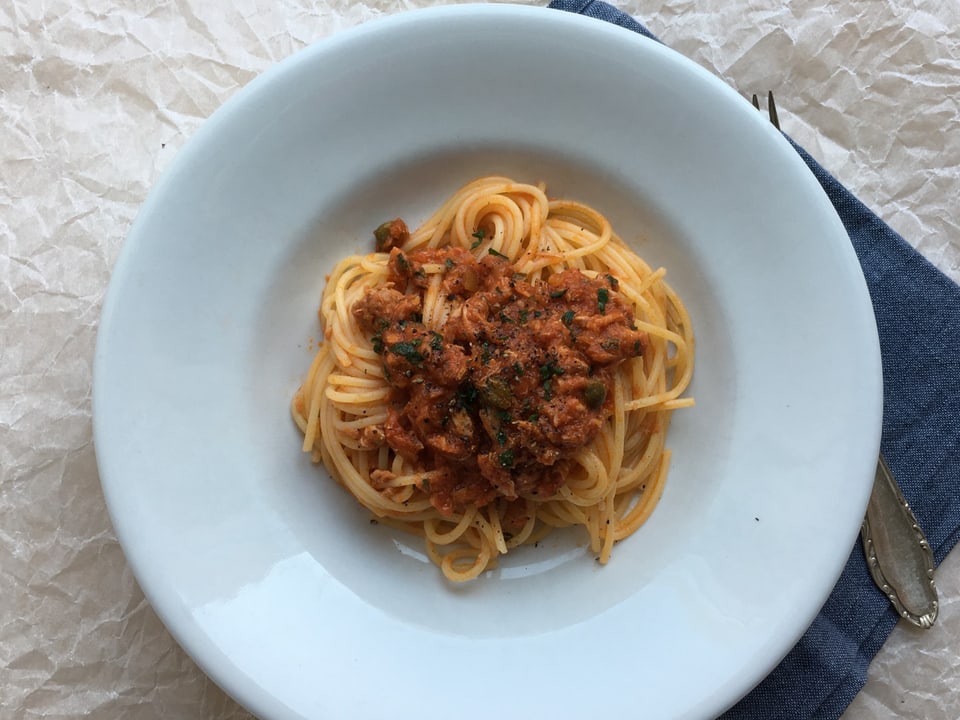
[93,5,883,719]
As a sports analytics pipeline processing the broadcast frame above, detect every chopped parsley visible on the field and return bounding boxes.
[488,248,509,260]
[470,228,485,248]
[498,449,515,468]
[549,288,568,299]
[455,382,479,409]
[539,360,564,382]
[561,310,575,327]
[597,287,609,314]
[389,339,423,366]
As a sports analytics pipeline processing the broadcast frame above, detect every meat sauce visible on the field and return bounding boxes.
[352,220,648,520]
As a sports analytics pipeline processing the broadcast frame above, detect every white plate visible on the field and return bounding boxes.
[93,5,882,719]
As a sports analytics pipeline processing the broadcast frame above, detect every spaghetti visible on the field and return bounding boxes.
[291,176,694,581]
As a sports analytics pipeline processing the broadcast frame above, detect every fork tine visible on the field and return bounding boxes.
[751,93,760,111]
[767,90,781,130]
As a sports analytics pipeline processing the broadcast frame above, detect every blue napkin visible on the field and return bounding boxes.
[548,2,960,718]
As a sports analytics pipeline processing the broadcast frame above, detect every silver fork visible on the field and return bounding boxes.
[754,91,938,629]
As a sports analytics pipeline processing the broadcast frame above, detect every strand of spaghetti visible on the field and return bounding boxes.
[420,272,447,329]
[424,510,477,545]
[561,452,610,505]
[325,386,391,404]
[301,346,334,451]
[326,374,387,388]
[609,371,627,483]
[477,509,509,555]
[503,501,539,548]
[615,450,672,540]
[598,482,619,564]
[439,544,492,582]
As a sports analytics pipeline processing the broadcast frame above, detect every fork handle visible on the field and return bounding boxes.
[861,455,938,628]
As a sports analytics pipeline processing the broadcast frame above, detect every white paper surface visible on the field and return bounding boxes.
[2,0,958,717]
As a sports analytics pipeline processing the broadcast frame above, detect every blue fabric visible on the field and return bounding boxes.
[548,2,960,718]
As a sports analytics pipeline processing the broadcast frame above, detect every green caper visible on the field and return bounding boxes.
[480,378,513,410]
[373,220,394,251]
[584,380,607,409]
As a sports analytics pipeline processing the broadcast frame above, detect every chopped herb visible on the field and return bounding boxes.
[430,333,443,352]
[472,228,486,241]
[519,309,529,324]
[561,310,575,327]
[605,273,619,289]
[455,382,479,409]
[533,310,542,318]
[496,427,507,446]
[480,341,492,364]
[539,360,564,381]
[597,287,609,313]
[584,380,607,409]
[499,449,515,468]
[527,412,539,422]
[512,362,524,377]
[498,311,513,324]
[549,288,568,299]
[543,379,553,401]
[389,340,423,366]
[371,336,384,353]
[488,248,509,259]
[421,477,431,492]
[633,340,642,355]
[471,228,485,248]
[445,258,455,270]
[601,338,620,352]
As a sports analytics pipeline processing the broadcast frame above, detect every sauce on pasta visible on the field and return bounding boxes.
[292,176,694,581]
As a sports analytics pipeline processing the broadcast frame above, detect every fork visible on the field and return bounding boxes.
[753,92,939,629]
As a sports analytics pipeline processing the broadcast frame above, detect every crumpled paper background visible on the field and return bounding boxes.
[1,0,957,717]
